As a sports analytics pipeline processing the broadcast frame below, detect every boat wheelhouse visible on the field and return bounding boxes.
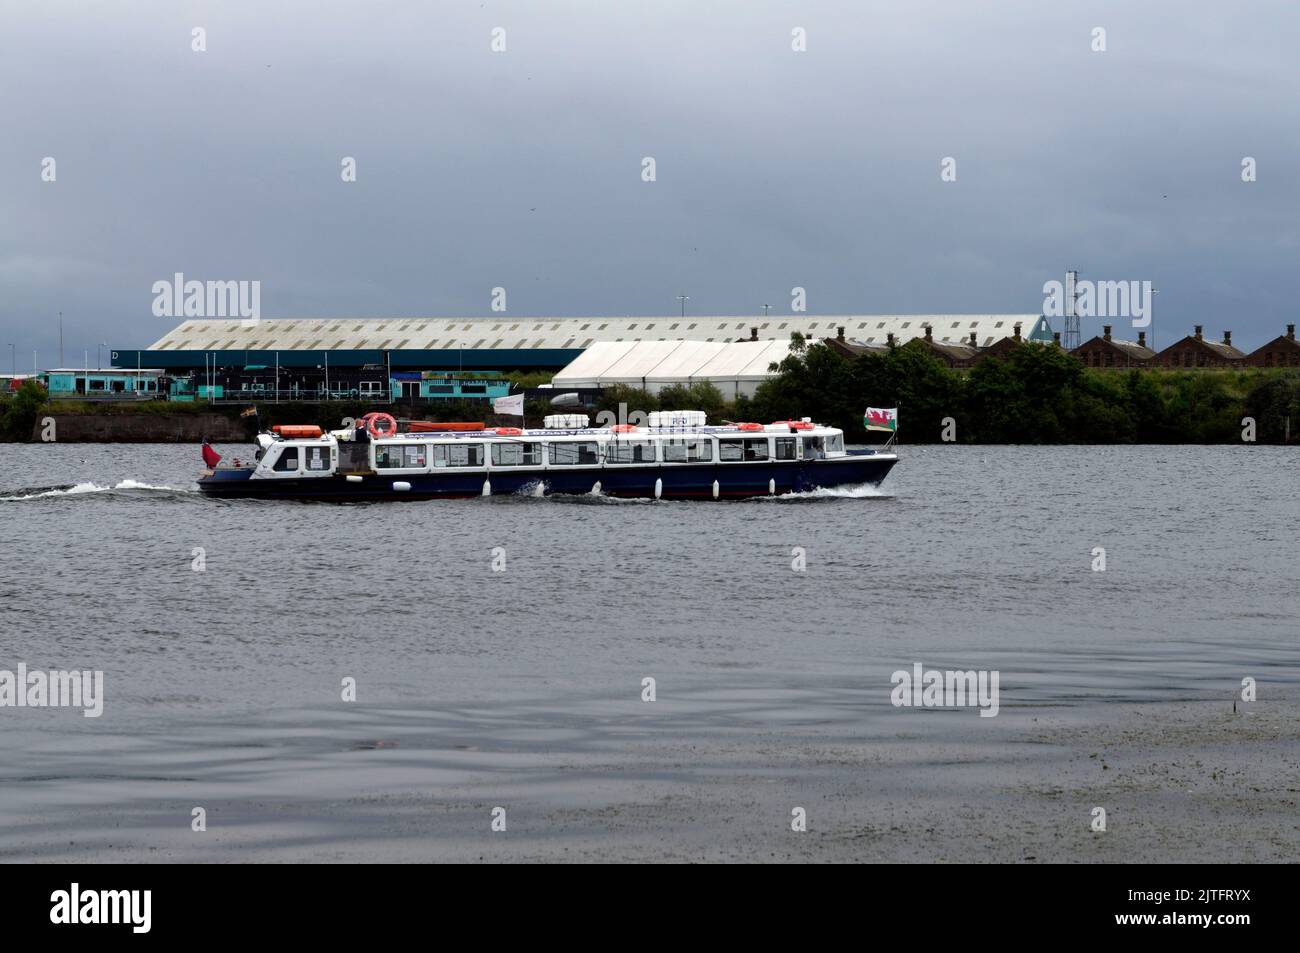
[197,411,896,501]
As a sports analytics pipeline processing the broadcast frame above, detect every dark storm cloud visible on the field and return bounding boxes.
[1,0,1297,365]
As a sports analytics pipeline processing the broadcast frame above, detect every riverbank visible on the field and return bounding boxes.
[0,396,525,442]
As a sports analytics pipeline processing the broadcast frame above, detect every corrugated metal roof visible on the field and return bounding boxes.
[146,314,1047,352]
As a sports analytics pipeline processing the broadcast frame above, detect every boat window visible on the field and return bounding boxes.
[606,441,656,464]
[719,438,768,462]
[305,445,331,471]
[549,441,599,466]
[826,434,844,453]
[272,446,300,471]
[802,437,825,460]
[491,442,542,466]
[432,443,484,467]
[774,437,796,460]
[375,445,422,469]
[661,438,711,463]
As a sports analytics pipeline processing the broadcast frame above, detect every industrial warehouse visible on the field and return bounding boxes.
[64,313,1051,402]
[9,314,1297,404]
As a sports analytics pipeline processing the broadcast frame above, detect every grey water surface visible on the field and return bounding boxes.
[1,443,1296,861]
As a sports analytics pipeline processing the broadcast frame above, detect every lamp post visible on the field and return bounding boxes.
[676,294,689,318]
[1149,288,1160,351]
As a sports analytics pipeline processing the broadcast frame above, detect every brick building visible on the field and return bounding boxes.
[1071,325,1156,368]
[1244,324,1300,368]
[1152,326,1245,368]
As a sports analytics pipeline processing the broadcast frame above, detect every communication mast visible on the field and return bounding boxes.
[1063,270,1081,351]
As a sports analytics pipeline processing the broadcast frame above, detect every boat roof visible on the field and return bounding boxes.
[272,423,841,442]
[366,424,839,441]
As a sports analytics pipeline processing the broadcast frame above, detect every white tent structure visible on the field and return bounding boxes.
[552,339,793,399]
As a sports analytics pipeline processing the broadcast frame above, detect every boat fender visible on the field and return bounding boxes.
[654,478,662,499]
[346,475,363,483]
[712,480,720,499]
[392,481,411,492]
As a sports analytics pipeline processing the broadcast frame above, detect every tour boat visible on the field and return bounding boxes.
[196,411,897,501]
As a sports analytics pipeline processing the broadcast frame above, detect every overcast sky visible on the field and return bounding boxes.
[2,0,1297,368]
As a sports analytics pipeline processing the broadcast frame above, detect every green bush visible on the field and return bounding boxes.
[0,380,47,441]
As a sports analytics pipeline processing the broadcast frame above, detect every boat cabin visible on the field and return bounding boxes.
[245,419,846,481]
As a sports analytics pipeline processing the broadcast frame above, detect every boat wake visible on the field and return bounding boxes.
[770,482,895,501]
[0,479,196,502]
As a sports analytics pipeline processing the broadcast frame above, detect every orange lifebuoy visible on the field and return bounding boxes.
[493,427,524,436]
[366,412,398,439]
[736,422,765,432]
[773,420,814,430]
[610,424,638,433]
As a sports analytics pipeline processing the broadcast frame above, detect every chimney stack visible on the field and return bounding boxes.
[924,325,933,341]
[1194,325,1203,340]
[1137,331,1146,348]
[970,331,978,347]
[887,332,895,347]
[750,327,758,341]
[1103,324,1112,342]
[1013,323,1022,341]
[1223,330,1232,346]
[1053,331,1061,347]
[836,326,845,342]
[1289,323,1296,340]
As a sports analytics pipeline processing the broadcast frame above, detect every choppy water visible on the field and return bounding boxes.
[1,443,1296,859]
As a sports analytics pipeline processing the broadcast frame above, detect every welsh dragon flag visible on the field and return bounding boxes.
[864,407,898,432]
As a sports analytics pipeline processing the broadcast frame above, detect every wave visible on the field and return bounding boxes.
[770,482,895,501]
[0,479,195,502]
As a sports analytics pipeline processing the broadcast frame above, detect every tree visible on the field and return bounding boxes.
[0,380,46,441]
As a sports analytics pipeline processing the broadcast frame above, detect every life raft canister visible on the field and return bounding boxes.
[365,412,398,439]
[736,422,765,432]
[272,424,323,438]
[610,424,638,433]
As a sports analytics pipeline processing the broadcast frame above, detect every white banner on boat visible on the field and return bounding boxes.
[494,393,524,416]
